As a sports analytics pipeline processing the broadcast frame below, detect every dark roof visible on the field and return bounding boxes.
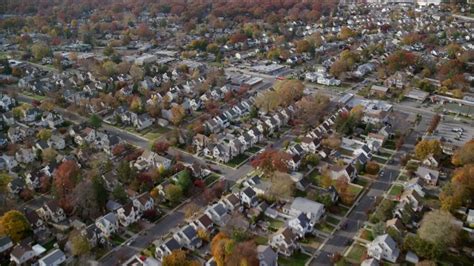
[242,187,256,198]
[0,236,12,247]
[198,214,213,228]
[164,238,181,251]
[182,225,197,239]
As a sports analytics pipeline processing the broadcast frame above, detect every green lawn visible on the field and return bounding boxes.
[382,140,396,150]
[359,229,374,241]
[267,218,284,231]
[354,178,369,187]
[22,92,46,101]
[141,126,170,141]
[279,251,310,266]
[388,185,404,196]
[110,234,126,245]
[398,175,409,181]
[315,222,335,234]
[247,146,262,154]
[348,184,363,197]
[225,153,250,167]
[204,173,220,186]
[372,156,388,164]
[345,244,367,263]
[326,216,340,225]
[254,235,268,245]
[329,205,350,216]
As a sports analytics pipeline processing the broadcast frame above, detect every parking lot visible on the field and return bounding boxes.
[435,118,474,147]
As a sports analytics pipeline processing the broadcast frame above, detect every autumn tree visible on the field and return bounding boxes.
[31,42,50,61]
[117,161,136,184]
[451,140,474,166]
[268,172,295,199]
[54,160,80,207]
[153,141,170,155]
[365,161,380,175]
[418,210,460,251]
[295,39,311,53]
[414,140,441,160]
[165,184,183,204]
[338,26,356,40]
[184,202,200,219]
[386,50,418,73]
[0,210,30,242]
[250,149,291,175]
[130,64,145,82]
[255,80,304,112]
[296,94,330,127]
[69,230,91,256]
[72,179,101,220]
[162,250,198,266]
[170,105,186,126]
[427,114,440,134]
[211,232,234,266]
[37,129,52,141]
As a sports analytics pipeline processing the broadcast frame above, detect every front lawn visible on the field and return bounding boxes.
[255,235,268,245]
[279,251,310,266]
[267,218,284,231]
[225,153,250,167]
[359,229,374,241]
[110,234,126,245]
[388,185,404,196]
[204,173,220,186]
[372,156,388,164]
[382,140,396,150]
[247,146,262,154]
[329,205,350,216]
[315,222,335,234]
[354,178,369,187]
[326,215,340,225]
[345,244,367,264]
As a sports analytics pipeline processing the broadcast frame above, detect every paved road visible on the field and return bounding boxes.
[99,211,184,265]
[308,113,431,265]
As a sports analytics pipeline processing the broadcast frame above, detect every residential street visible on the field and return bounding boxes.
[307,112,431,265]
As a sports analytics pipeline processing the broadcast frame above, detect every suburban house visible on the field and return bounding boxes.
[220,193,241,211]
[95,212,119,238]
[37,201,66,223]
[116,203,139,227]
[329,164,357,182]
[0,236,13,253]
[205,203,229,226]
[284,197,325,225]
[193,214,215,233]
[367,234,400,263]
[38,249,66,266]
[270,227,299,256]
[155,238,181,261]
[10,244,36,265]
[132,192,155,215]
[257,245,278,266]
[414,166,439,186]
[239,187,259,207]
[288,213,314,238]
[134,150,172,171]
[173,225,202,250]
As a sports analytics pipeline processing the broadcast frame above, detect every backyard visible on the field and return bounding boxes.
[345,244,367,264]
[278,251,310,266]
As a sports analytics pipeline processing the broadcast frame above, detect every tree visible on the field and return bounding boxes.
[69,230,90,256]
[427,114,440,134]
[211,232,234,266]
[296,94,329,127]
[130,64,145,82]
[92,176,108,211]
[54,160,79,201]
[295,39,311,53]
[320,173,332,189]
[451,140,474,166]
[170,105,186,126]
[414,140,441,160]
[176,170,192,192]
[418,210,460,250]
[42,148,57,163]
[31,42,50,61]
[250,149,291,175]
[153,141,170,154]
[89,114,102,129]
[165,184,183,204]
[117,161,136,184]
[37,129,52,141]
[0,210,30,242]
[112,185,128,204]
[162,250,198,266]
[365,161,380,175]
[72,179,101,220]
[338,26,356,40]
[403,234,443,260]
[268,172,295,199]
[446,43,462,59]
[386,50,417,73]
[103,45,115,57]
[184,202,200,219]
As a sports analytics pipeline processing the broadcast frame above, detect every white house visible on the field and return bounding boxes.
[270,227,299,256]
[367,234,400,263]
[134,150,172,171]
[95,212,119,238]
[173,225,202,250]
[155,238,181,261]
[38,249,66,266]
[286,197,325,225]
[288,213,314,238]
